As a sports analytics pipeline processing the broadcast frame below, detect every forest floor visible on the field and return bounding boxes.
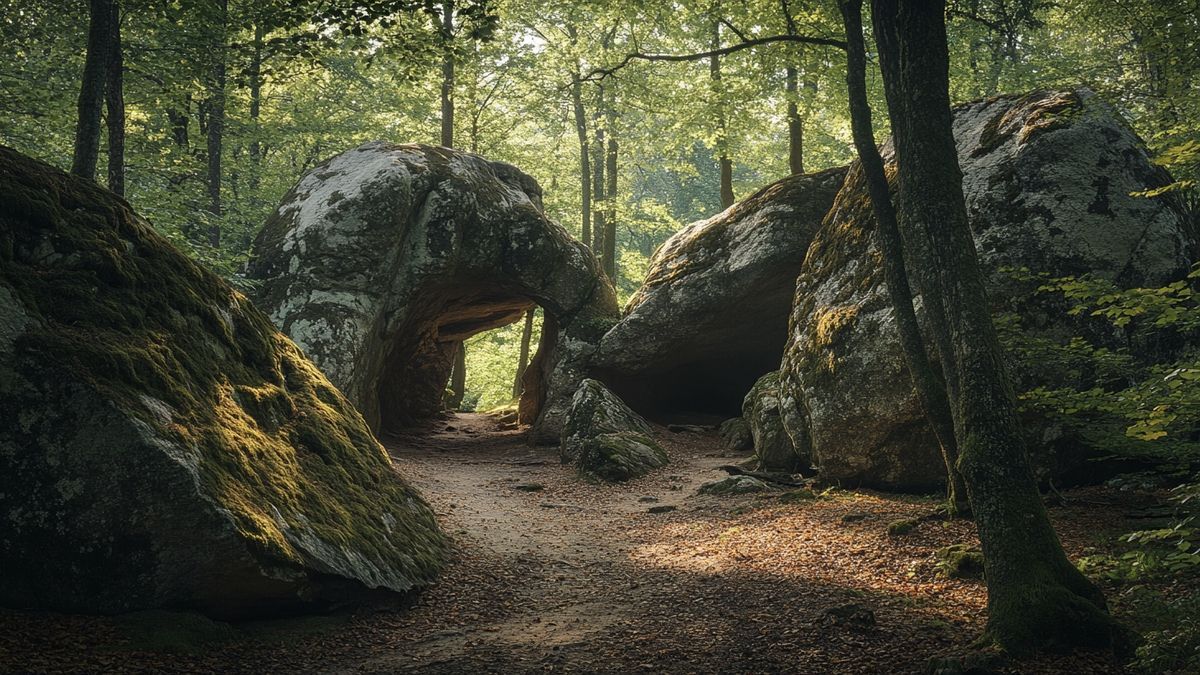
[0,413,1170,673]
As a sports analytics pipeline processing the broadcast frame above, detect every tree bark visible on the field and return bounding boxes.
[839,0,966,514]
[448,342,466,409]
[72,0,113,181]
[248,22,265,189]
[567,27,591,245]
[870,0,1125,655]
[711,20,734,209]
[604,130,618,281]
[439,0,455,148]
[104,0,124,195]
[205,0,228,248]
[591,96,606,256]
[786,65,804,175]
[513,309,535,399]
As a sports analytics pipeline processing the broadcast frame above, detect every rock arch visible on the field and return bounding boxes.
[250,142,619,441]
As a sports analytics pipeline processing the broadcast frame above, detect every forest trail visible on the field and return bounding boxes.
[343,413,1124,674]
[0,413,1129,673]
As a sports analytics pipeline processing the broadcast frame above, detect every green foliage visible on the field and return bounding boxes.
[462,309,542,412]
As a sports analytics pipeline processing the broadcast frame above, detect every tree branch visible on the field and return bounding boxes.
[581,33,846,82]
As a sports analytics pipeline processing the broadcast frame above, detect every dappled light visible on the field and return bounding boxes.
[3,0,1198,672]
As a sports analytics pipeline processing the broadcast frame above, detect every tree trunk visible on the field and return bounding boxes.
[839,0,966,514]
[248,23,265,189]
[786,65,804,175]
[513,309,535,399]
[167,102,189,149]
[710,21,734,208]
[205,0,227,248]
[591,98,606,257]
[604,132,618,281]
[439,0,455,148]
[567,27,591,245]
[72,0,113,181]
[870,0,1125,655]
[104,0,124,195]
[448,342,466,410]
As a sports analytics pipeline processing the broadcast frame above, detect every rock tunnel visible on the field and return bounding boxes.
[249,142,618,440]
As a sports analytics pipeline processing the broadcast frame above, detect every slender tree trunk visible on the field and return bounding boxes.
[871,0,1125,654]
[567,27,591,245]
[591,97,606,257]
[104,0,124,195]
[248,23,265,189]
[448,342,466,410]
[167,102,189,149]
[839,0,966,513]
[513,309,535,399]
[205,0,227,248]
[786,65,804,175]
[710,21,734,208]
[439,0,455,148]
[604,130,618,281]
[72,0,113,180]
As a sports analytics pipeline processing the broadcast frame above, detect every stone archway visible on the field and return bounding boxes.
[249,142,619,441]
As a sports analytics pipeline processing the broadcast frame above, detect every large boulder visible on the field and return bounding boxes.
[781,89,1197,491]
[742,371,803,472]
[249,142,619,442]
[561,379,667,481]
[0,147,444,617]
[592,167,846,418]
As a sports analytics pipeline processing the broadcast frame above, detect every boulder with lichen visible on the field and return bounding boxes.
[249,141,619,442]
[780,88,1196,491]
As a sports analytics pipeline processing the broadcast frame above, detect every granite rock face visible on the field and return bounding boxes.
[780,89,1196,490]
[249,142,619,442]
[0,147,445,617]
[561,379,667,481]
[593,167,846,418]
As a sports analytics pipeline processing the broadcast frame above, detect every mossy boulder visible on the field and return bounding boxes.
[780,89,1196,491]
[0,146,444,617]
[742,371,804,472]
[718,417,753,453]
[561,379,667,481]
[248,142,619,442]
[592,167,846,418]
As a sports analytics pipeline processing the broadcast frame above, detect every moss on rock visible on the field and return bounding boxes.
[561,379,667,481]
[0,146,445,617]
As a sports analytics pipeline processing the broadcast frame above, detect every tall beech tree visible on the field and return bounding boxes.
[869,0,1125,653]
[838,0,966,514]
[104,0,123,194]
[71,0,114,180]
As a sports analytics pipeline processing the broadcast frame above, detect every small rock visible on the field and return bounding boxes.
[887,518,919,536]
[637,496,658,503]
[697,476,769,496]
[934,544,985,580]
[819,603,876,629]
[512,482,545,492]
[647,505,676,514]
[841,513,871,523]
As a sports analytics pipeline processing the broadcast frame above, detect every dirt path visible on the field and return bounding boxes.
[0,413,1132,673]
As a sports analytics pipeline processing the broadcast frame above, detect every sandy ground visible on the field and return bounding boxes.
[0,413,1135,673]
